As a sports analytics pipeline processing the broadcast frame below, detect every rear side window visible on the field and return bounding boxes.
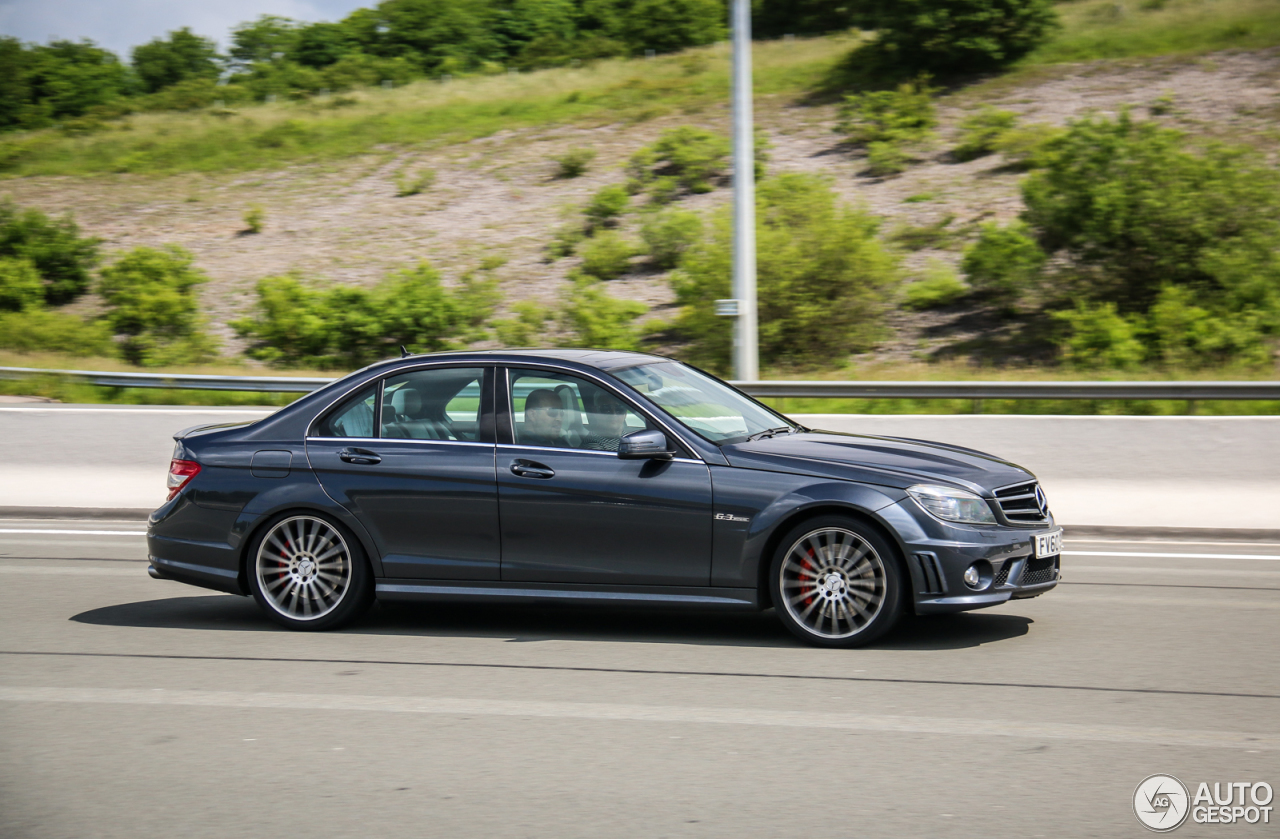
[381,367,484,441]
[314,385,377,438]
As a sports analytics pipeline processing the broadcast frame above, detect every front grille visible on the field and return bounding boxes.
[994,481,1050,525]
[1020,554,1059,586]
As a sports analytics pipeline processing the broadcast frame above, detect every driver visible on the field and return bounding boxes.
[522,389,567,448]
[584,392,629,452]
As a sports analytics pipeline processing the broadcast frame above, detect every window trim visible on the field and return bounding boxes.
[308,362,494,442]
[499,364,701,460]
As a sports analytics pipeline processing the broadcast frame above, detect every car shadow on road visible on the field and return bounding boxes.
[71,595,1034,650]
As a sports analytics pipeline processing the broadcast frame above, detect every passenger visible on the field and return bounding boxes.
[584,393,629,452]
[522,388,567,448]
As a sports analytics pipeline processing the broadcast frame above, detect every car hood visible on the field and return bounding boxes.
[721,430,1034,495]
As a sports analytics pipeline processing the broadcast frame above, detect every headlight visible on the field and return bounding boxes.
[907,484,996,524]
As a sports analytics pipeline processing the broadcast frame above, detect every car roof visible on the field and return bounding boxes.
[367,348,673,374]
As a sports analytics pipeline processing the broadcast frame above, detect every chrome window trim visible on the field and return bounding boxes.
[306,361,490,440]
[496,443,701,464]
[501,363,705,463]
[307,436,493,448]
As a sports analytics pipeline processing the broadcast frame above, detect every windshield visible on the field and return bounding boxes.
[612,362,798,445]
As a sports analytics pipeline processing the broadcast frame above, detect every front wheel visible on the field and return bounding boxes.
[769,516,904,648]
[247,513,373,631]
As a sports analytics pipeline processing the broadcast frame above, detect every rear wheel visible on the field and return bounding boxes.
[769,516,904,648]
[247,513,373,631]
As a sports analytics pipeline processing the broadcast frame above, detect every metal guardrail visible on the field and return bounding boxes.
[3,365,1280,401]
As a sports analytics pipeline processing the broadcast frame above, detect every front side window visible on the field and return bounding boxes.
[315,384,377,438]
[612,362,796,445]
[382,367,484,441]
[509,368,650,451]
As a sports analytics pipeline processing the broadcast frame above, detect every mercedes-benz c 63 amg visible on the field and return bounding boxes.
[147,350,1061,647]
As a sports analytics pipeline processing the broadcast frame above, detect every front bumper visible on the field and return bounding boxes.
[879,500,1061,615]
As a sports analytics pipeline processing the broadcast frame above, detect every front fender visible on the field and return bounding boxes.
[709,465,905,588]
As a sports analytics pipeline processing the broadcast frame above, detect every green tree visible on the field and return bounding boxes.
[865,0,1059,75]
[228,15,302,70]
[97,246,216,366]
[0,201,101,304]
[131,28,221,94]
[619,0,726,55]
[371,0,502,72]
[0,38,132,131]
[673,174,900,371]
[295,22,359,68]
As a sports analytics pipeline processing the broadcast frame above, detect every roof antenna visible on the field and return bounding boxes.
[400,345,411,358]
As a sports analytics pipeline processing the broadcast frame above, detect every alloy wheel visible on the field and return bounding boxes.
[255,516,352,621]
[778,527,886,640]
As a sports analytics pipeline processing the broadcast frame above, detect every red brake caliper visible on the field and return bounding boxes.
[800,548,816,607]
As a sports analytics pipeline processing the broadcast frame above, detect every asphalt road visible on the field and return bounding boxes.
[2,521,1277,837]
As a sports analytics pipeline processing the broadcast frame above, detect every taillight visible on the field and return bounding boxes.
[166,459,201,501]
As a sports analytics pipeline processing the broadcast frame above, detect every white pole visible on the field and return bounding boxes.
[730,0,759,382]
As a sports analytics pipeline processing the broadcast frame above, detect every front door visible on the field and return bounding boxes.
[496,367,713,586]
[308,366,500,580]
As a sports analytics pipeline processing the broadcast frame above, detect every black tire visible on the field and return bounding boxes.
[769,514,905,648]
[246,511,374,631]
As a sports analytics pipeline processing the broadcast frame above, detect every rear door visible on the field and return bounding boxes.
[496,366,714,586]
[307,366,500,580]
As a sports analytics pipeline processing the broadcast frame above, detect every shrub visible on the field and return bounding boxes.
[639,207,702,270]
[0,201,100,304]
[578,231,636,280]
[584,184,630,229]
[548,219,586,259]
[0,257,44,311]
[627,126,730,198]
[97,246,217,366]
[865,142,913,176]
[904,261,968,309]
[991,123,1063,170]
[494,301,554,346]
[233,261,497,368]
[1021,112,1280,313]
[953,107,1018,161]
[243,205,265,234]
[673,174,900,371]
[889,214,956,250]
[396,169,436,197]
[835,79,937,146]
[1146,285,1272,369]
[0,308,115,356]
[558,272,647,350]
[865,0,1060,76]
[1053,301,1145,370]
[961,221,1046,301]
[553,148,596,179]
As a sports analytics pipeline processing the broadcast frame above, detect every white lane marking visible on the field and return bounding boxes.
[1065,550,1280,561]
[0,529,146,536]
[1069,565,1280,578]
[0,567,143,576]
[0,686,1273,750]
[1068,539,1280,547]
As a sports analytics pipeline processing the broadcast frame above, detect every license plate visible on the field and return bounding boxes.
[1034,529,1063,558]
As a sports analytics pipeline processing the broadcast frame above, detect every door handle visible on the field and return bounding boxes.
[338,447,381,465]
[510,459,554,479]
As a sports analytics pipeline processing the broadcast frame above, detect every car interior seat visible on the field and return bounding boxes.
[554,384,586,448]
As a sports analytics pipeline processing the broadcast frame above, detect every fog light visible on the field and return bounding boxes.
[963,565,981,587]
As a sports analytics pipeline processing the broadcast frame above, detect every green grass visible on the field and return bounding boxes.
[1026,0,1280,64]
[0,38,854,179]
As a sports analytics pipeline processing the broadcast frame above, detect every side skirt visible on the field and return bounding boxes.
[376,579,760,610]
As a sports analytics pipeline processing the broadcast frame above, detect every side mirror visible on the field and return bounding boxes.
[618,429,674,460]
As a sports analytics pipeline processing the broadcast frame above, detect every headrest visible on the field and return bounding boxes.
[392,388,422,417]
